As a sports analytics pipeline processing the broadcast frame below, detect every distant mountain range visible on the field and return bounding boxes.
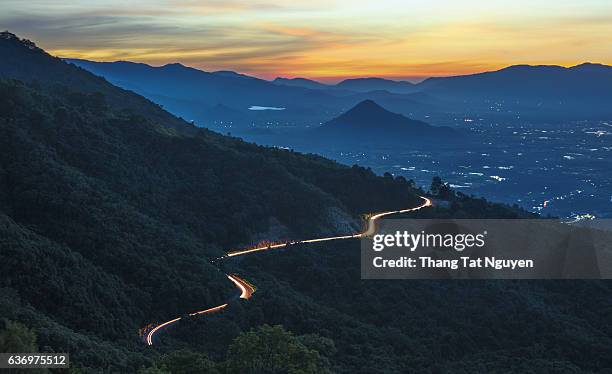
[273,76,417,94]
[276,64,612,98]
[317,100,456,143]
[65,58,612,127]
[335,78,417,94]
[273,77,331,90]
[65,59,356,127]
[419,63,612,100]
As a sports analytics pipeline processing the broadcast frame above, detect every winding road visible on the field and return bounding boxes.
[144,196,432,345]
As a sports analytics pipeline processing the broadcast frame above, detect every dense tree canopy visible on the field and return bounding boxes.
[0,320,38,352]
[225,325,330,374]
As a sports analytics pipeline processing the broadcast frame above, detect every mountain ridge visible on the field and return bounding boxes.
[66,55,612,92]
[273,77,331,90]
[0,32,194,134]
[66,55,612,122]
[336,77,417,93]
[317,99,457,142]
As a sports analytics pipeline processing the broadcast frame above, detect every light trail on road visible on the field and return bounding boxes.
[227,274,255,299]
[144,274,253,345]
[226,197,432,257]
[143,196,431,345]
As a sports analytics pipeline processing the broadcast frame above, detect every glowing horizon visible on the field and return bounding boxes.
[2,0,611,83]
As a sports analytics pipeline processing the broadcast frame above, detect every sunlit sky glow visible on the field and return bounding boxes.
[2,0,611,82]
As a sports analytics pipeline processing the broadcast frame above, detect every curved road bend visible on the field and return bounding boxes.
[226,196,432,257]
[145,196,432,345]
[145,275,253,345]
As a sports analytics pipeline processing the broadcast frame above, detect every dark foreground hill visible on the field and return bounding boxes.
[0,32,423,371]
[1,32,611,373]
[0,32,192,134]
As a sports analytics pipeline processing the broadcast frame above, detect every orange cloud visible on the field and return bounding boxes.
[6,0,609,81]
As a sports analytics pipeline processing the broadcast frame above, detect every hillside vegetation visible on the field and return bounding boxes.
[0,33,419,371]
[1,33,610,373]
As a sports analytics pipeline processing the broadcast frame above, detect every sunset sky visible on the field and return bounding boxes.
[2,0,611,82]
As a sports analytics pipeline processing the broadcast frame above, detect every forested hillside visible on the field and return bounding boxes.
[0,33,419,371]
[1,33,610,373]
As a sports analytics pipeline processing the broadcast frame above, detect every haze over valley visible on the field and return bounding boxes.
[68,57,612,220]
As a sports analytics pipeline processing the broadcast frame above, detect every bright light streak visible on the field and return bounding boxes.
[226,196,432,257]
[146,316,182,346]
[189,303,228,316]
[227,274,255,299]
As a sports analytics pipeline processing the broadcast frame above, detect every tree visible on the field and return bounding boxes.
[0,320,38,352]
[430,176,453,199]
[297,334,336,370]
[137,365,171,374]
[225,325,330,374]
[0,320,47,374]
[159,350,218,374]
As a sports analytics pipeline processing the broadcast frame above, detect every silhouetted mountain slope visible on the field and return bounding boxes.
[65,58,348,125]
[418,63,612,118]
[0,32,192,134]
[337,77,417,94]
[212,70,257,79]
[570,62,612,73]
[420,63,612,97]
[317,100,457,142]
[66,54,612,124]
[64,59,440,126]
[273,77,330,90]
[0,33,425,370]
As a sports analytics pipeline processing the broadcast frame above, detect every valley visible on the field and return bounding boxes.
[239,119,612,220]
